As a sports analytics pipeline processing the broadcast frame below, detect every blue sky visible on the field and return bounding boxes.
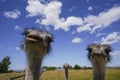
[0,0,120,70]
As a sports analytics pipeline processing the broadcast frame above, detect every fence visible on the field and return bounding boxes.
[8,63,69,80]
[8,75,25,80]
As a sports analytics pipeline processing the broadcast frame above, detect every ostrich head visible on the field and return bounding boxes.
[87,44,111,62]
[22,28,53,56]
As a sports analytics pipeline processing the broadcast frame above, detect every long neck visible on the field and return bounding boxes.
[64,68,69,80]
[91,57,106,80]
[25,53,43,80]
[93,64,105,80]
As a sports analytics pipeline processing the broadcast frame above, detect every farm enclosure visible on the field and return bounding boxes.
[0,69,120,80]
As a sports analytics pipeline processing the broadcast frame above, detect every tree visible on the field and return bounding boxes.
[0,56,11,73]
[69,65,73,69]
[43,66,56,71]
[73,64,81,70]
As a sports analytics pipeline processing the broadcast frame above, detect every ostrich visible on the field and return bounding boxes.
[22,28,53,80]
[87,44,111,80]
[63,63,69,80]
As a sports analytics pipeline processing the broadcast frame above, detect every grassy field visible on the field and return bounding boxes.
[0,69,120,80]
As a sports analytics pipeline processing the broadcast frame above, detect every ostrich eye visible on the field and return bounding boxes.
[102,44,111,54]
[105,49,111,54]
[22,30,30,35]
[45,37,53,45]
[87,48,92,53]
[46,36,53,42]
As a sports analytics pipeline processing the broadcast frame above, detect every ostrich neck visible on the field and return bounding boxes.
[64,68,69,80]
[93,64,105,80]
[25,52,43,80]
[92,57,106,80]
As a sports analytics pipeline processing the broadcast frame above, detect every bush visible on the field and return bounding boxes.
[73,64,81,70]
[43,66,56,71]
[0,56,11,73]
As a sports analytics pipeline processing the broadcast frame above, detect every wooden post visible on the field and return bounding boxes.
[63,63,69,80]
[8,75,25,80]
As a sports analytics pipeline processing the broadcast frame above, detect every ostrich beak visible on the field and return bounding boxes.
[26,36,37,41]
[26,35,41,42]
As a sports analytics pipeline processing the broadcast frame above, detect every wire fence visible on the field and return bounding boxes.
[8,63,69,80]
[8,75,25,80]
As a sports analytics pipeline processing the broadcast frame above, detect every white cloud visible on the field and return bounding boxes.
[93,6,120,31]
[88,6,93,11]
[101,32,120,44]
[111,51,120,57]
[71,30,76,34]
[4,10,21,19]
[51,16,83,31]
[72,37,83,43]
[15,25,22,31]
[16,47,21,51]
[96,33,106,37]
[26,0,120,32]
[26,0,45,17]
[77,6,120,33]
[26,0,83,31]
[35,19,41,24]
[77,23,92,33]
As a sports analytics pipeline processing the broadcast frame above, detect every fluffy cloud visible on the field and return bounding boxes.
[26,0,83,31]
[26,0,120,32]
[35,19,41,24]
[71,31,76,34]
[111,51,120,57]
[96,33,106,37]
[77,6,120,33]
[16,47,21,51]
[14,25,22,31]
[88,6,93,11]
[72,37,83,43]
[4,10,21,19]
[101,32,120,44]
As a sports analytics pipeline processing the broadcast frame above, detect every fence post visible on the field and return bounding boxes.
[63,63,69,80]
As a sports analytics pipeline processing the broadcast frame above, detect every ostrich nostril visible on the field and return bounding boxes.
[94,50,101,54]
[22,30,30,35]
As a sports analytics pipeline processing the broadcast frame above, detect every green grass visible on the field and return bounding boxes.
[0,69,120,80]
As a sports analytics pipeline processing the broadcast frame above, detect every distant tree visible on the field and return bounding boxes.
[73,64,81,70]
[82,66,93,70]
[43,66,56,71]
[0,56,11,73]
[83,66,87,70]
[57,67,62,69]
[69,65,73,69]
